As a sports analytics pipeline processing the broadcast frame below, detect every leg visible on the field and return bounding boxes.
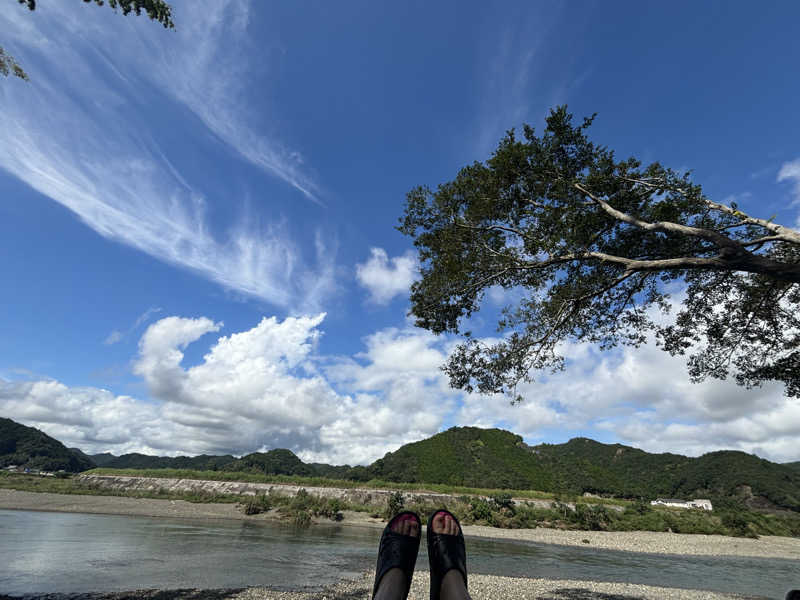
[430,511,472,600]
[373,514,420,600]
[441,569,471,600]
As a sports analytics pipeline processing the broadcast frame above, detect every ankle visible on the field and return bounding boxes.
[374,567,405,600]
[440,569,469,600]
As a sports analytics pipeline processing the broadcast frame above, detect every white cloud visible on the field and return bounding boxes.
[777,158,800,227]
[129,314,458,463]
[0,315,466,464]
[141,1,322,203]
[0,1,334,310]
[355,248,418,304]
[104,307,163,345]
[3,313,799,464]
[0,378,162,454]
[777,158,800,202]
[103,331,123,346]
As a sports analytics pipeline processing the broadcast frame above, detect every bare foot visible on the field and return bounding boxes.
[431,510,459,536]
[392,513,420,537]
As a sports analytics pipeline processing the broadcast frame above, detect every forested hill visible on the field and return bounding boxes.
[371,429,800,511]
[3,417,799,511]
[0,417,94,472]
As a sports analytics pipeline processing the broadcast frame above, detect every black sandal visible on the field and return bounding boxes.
[426,509,467,600]
[372,511,421,599]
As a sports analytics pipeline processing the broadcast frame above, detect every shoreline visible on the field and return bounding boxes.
[2,488,799,560]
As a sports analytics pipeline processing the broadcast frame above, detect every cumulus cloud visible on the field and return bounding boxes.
[355,248,418,304]
[3,313,799,464]
[0,378,162,454]
[0,1,333,309]
[494,335,800,463]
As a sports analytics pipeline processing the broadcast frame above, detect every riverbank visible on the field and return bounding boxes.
[2,488,799,560]
[0,572,772,600]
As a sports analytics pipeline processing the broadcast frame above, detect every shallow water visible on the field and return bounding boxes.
[0,509,797,598]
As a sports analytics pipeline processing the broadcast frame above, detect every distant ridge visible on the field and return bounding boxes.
[3,417,798,511]
[0,417,94,472]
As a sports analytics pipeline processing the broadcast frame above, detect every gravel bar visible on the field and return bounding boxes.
[1,572,769,600]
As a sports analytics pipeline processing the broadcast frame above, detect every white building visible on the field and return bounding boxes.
[650,498,713,511]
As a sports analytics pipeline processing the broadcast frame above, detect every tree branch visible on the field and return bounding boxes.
[617,176,800,245]
[574,183,743,251]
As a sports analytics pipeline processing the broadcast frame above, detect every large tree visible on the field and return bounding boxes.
[1,0,174,81]
[400,106,800,402]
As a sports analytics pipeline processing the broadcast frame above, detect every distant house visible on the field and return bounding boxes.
[650,498,713,511]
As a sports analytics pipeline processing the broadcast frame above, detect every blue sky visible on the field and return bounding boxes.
[1,1,799,464]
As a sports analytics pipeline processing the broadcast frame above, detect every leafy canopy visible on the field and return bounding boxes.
[2,0,174,81]
[399,107,800,401]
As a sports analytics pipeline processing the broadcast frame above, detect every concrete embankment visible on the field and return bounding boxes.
[76,474,457,507]
[75,474,611,512]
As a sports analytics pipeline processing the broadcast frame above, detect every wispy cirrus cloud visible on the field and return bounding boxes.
[139,1,322,203]
[0,0,333,309]
[104,307,163,345]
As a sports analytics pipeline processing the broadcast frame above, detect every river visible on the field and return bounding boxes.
[1,509,797,598]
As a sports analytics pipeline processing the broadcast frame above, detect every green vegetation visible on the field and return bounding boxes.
[399,106,800,401]
[242,488,348,526]
[5,418,799,518]
[0,418,94,472]
[384,491,405,519]
[84,467,572,504]
[386,491,800,538]
[370,427,556,489]
[0,471,236,503]
[0,473,363,527]
[534,437,800,511]
[371,428,800,512]
[84,427,800,512]
[92,452,236,471]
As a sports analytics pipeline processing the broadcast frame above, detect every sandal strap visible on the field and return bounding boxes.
[427,511,467,600]
[372,512,421,599]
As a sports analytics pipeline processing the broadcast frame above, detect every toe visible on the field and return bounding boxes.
[409,520,419,538]
[390,514,406,534]
[432,511,446,534]
[402,518,412,536]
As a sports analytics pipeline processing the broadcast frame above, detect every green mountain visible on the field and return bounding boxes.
[370,427,556,490]
[222,449,312,475]
[88,452,117,467]
[0,418,94,472]
[531,437,800,511]
[94,452,235,471]
[12,416,796,512]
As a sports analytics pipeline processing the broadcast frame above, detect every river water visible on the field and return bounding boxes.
[0,509,797,598]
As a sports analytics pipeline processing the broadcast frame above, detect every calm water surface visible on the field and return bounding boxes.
[1,509,797,598]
